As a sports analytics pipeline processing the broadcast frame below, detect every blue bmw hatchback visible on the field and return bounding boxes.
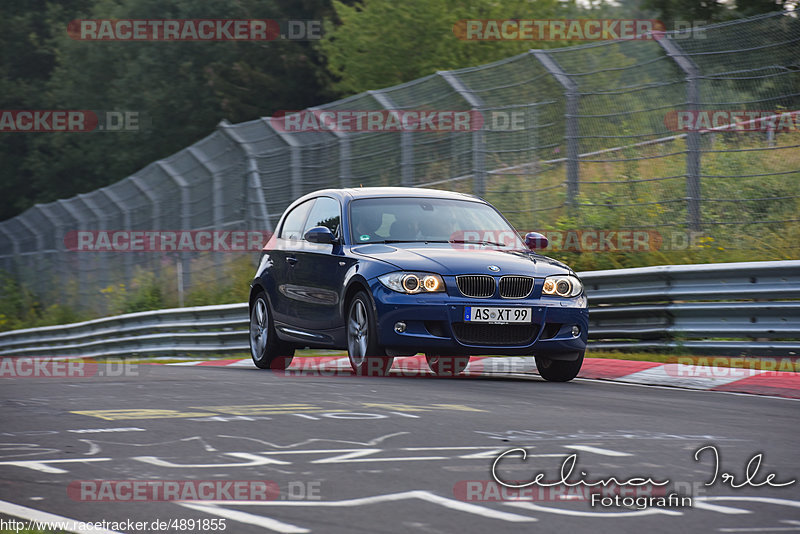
[249,187,588,381]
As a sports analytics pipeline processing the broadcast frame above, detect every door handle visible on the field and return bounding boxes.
[286,256,298,266]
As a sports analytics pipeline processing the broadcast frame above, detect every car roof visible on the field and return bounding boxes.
[297,187,484,204]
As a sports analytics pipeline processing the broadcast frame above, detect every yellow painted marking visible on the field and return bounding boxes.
[191,405,332,416]
[71,409,217,420]
[360,403,486,413]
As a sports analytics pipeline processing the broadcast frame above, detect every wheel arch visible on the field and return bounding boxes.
[341,276,375,319]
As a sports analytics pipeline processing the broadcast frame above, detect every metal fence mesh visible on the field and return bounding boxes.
[1,12,798,315]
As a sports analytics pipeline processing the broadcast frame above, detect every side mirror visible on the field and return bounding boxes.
[304,226,337,244]
[524,232,548,251]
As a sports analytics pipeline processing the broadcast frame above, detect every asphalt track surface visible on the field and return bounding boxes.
[1,361,799,533]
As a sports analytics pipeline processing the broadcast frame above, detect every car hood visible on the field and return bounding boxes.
[350,243,572,277]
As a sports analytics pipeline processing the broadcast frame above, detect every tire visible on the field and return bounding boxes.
[249,291,295,370]
[426,354,469,376]
[346,291,393,376]
[535,352,584,382]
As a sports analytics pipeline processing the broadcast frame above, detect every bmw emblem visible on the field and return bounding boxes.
[487,265,500,272]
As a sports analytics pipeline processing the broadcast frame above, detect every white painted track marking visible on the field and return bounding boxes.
[693,501,752,514]
[0,457,110,473]
[179,502,309,534]
[0,499,122,533]
[133,452,290,467]
[504,501,683,517]
[699,496,800,509]
[616,364,764,390]
[181,490,536,523]
[564,445,632,457]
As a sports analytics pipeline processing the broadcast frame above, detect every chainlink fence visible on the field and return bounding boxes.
[1,11,799,316]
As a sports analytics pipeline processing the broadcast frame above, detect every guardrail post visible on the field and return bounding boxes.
[658,36,702,231]
[531,50,579,209]
[438,71,486,196]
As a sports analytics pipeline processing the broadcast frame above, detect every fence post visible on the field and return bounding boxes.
[438,71,486,196]
[156,160,192,291]
[370,90,413,186]
[264,118,303,201]
[217,121,273,232]
[188,146,223,280]
[100,187,134,284]
[0,222,19,279]
[33,204,68,304]
[334,130,351,189]
[531,50,579,209]
[75,193,112,313]
[657,36,702,231]
[129,175,162,279]
[57,199,91,307]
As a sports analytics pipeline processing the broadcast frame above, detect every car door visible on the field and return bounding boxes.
[287,196,349,333]
[266,199,314,325]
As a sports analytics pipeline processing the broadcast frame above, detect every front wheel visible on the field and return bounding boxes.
[535,352,584,382]
[250,292,294,370]
[346,291,393,376]
[426,354,469,376]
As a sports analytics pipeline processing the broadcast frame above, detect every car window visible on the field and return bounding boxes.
[303,196,341,238]
[279,200,313,240]
[349,197,524,247]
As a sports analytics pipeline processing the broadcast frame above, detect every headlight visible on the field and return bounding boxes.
[379,272,445,294]
[542,275,583,297]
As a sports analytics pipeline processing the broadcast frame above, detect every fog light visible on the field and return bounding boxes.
[394,321,407,333]
[571,325,580,337]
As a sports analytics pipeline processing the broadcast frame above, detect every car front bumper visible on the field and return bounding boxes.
[369,279,588,357]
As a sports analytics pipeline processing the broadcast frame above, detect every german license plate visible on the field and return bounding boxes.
[464,306,531,323]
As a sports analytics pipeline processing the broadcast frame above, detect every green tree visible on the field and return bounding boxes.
[318,0,565,96]
[1,0,336,220]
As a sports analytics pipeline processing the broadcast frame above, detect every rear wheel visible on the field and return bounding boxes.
[535,352,584,382]
[426,354,469,376]
[347,291,393,376]
[250,292,294,370]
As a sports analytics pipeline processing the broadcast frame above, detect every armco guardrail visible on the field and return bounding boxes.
[0,261,798,359]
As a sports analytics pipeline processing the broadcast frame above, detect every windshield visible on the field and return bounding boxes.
[349,197,525,249]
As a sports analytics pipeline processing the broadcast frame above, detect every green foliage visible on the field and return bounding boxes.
[0,0,336,221]
[317,0,565,95]
[0,271,88,331]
